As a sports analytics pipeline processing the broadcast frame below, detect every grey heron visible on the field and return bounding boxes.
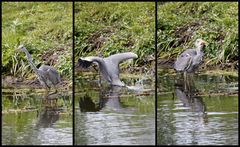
[174,38,207,73]
[16,45,61,92]
[78,52,138,87]
[174,39,207,91]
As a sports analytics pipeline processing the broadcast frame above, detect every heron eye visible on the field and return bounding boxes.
[180,54,185,57]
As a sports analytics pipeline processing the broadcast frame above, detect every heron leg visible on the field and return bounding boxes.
[53,85,58,94]
[49,85,58,95]
[183,72,187,91]
[44,86,50,97]
[186,74,191,96]
[189,73,194,93]
[45,84,50,92]
[184,72,191,96]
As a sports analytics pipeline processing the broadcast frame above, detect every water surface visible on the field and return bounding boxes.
[157,71,238,145]
[2,89,72,145]
[75,74,155,145]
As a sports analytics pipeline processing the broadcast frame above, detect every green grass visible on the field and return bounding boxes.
[157,2,238,68]
[3,2,235,80]
[74,2,155,67]
[2,2,72,80]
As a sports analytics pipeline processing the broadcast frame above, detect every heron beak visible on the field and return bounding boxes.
[15,47,20,52]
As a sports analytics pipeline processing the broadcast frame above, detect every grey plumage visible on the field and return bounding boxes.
[174,39,207,73]
[16,45,61,91]
[78,52,138,86]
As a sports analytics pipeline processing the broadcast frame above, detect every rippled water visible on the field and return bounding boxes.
[157,72,238,145]
[75,75,155,145]
[2,90,72,145]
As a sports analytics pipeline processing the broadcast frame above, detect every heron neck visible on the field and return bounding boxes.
[23,48,39,73]
[90,57,111,82]
[196,46,202,54]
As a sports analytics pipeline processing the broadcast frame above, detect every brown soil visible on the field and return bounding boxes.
[2,76,71,90]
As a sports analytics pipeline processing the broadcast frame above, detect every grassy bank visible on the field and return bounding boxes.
[74,2,155,69]
[157,2,238,70]
[2,2,72,80]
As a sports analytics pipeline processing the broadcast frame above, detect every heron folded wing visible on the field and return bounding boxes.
[46,68,61,85]
[39,65,60,81]
[180,49,197,57]
[174,53,192,72]
[39,65,57,73]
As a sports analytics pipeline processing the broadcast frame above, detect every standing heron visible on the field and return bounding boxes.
[16,45,61,93]
[174,38,207,73]
[174,39,207,90]
[78,52,138,87]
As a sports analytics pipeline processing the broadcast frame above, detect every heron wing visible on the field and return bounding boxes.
[102,52,137,85]
[189,52,204,72]
[104,52,137,75]
[78,56,112,82]
[78,58,93,68]
[78,56,104,68]
[174,48,197,71]
[46,68,61,85]
[174,53,192,71]
[39,65,61,84]
[180,49,197,56]
[39,65,57,73]
[105,52,138,66]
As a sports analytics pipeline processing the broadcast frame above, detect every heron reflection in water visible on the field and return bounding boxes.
[79,86,126,112]
[36,93,61,128]
[174,76,208,123]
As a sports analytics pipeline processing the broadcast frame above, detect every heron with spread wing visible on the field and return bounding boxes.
[78,52,138,87]
[16,45,61,93]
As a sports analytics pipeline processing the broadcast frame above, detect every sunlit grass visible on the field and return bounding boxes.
[2,2,72,79]
[75,2,155,67]
[157,2,238,69]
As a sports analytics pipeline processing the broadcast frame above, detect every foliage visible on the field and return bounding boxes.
[157,2,238,66]
[74,2,155,66]
[2,2,72,79]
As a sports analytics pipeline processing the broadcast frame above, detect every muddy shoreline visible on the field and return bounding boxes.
[158,58,238,70]
[2,61,237,89]
[2,76,71,90]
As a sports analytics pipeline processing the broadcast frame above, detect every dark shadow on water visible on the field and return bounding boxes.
[174,74,208,122]
[75,84,155,145]
[2,90,72,145]
[79,86,124,112]
[157,71,238,145]
[35,93,62,128]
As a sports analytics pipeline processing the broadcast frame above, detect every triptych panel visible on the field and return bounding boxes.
[1,1,238,146]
